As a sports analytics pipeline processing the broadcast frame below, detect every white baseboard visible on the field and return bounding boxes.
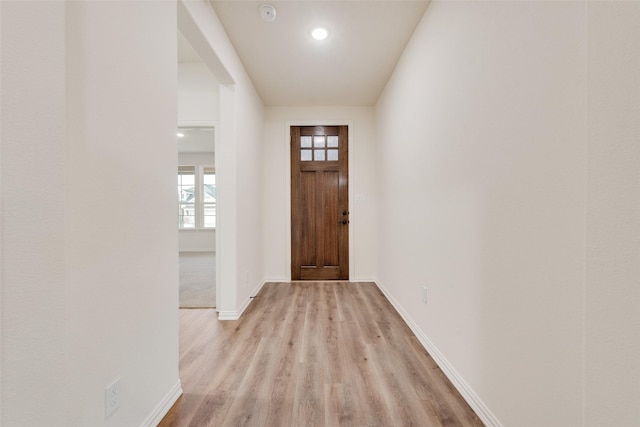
[217,280,266,321]
[351,276,377,283]
[263,276,288,283]
[140,380,182,427]
[374,279,503,427]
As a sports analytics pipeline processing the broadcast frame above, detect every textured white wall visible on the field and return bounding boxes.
[1,2,69,424]
[1,1,179,425]
[262,106,377,282]
[375,2,586,425]
[585,2,640,425]
[65,4,179,424]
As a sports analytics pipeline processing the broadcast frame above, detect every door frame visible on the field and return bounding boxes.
[285,120,354,281]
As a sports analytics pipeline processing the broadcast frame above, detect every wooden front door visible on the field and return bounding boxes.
[291,125,348,280]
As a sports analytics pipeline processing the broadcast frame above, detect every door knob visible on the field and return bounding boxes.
[341,219,347,225]
[342,210,348,216]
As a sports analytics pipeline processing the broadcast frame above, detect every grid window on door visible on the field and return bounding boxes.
[301,135,338,161]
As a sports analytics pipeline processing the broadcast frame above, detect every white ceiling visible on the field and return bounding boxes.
[205,0,430,106]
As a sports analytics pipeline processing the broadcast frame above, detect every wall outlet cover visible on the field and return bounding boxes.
[105,378,121,418]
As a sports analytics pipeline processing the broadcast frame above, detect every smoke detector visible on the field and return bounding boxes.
[260,5,276,22]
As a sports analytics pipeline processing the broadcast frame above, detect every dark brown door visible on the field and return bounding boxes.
[291,125,348,280]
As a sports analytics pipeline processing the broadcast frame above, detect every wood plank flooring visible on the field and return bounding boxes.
[159,282,484,427]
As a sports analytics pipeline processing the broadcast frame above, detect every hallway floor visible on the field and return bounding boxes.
[160,282,483,426]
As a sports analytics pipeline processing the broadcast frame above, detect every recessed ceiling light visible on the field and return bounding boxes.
[177,132,185,138]
[311,27,329,41]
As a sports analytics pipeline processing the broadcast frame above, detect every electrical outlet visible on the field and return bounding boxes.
[421,286,428,304]
[105,378,121,419]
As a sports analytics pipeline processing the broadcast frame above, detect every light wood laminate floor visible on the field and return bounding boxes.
[160,282,484,427]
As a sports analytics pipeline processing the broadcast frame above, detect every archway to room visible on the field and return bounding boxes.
[177,125,217,308]
[177,0,236,317]
[177,31,219,309]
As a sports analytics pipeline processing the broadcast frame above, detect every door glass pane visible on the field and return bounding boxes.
[301,136,312,148]
[314,149,325,161]
[301,149,312,161]
[313,136,325,148]
[327,149,339,161]
[327,136,339,147]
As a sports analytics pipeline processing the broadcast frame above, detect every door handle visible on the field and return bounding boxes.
[342,210,348,216]
[341,219,348,225]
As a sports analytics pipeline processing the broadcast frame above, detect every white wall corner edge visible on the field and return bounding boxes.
[217,279,267,321]
[140,380,182,427]
[374,279,503,427]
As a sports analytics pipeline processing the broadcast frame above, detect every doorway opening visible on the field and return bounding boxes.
[178,126,216,308]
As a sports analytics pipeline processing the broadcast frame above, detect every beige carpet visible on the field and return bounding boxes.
[179,252,216,308]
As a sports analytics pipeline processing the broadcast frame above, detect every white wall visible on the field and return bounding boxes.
[179,0,265,318]
[178,62,219,124]
[0,3,3,421]
[585,2,640,425]
[1,1,180,425]
[178,152,216,252]
[263,106,377,282]
[2,3,68,424]
[375,2,586,426]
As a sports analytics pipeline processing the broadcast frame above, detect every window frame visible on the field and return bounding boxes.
[178,165,216,230]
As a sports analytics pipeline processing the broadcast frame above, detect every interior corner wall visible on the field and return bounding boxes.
[374,2,586,426]
[179,0,265,317]
[2,1,179,425]
[262,106,377,282]
[585,2,640,425]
